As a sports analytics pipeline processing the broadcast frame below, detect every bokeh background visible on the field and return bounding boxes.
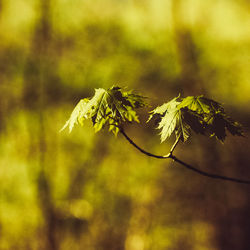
[0,0,250,249]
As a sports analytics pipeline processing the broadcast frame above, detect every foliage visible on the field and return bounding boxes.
[2,0,250,248]
[62,88,243,143]
[148,95,243,143]
[61,86,147,135]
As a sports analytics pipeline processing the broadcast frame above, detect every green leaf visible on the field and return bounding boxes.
[206,113,227,141]
[61,86,147,134]
[178,95,223,114]
[149,95,243,143]
[224,117,243,137]
[205,113,243,142]
[147,95,180,122]
[175,113,191,142]
[158,109,180,142]
[181,108,206,135]
[148,96,185,142]
[60,98,90,133]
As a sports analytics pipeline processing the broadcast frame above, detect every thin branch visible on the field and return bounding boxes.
[120,129,250,185]
[169,134,181,155]
[120,129,169,159]
[170,155,250,184]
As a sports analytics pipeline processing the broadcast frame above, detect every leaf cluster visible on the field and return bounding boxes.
[61,86,146,135]
[61,86,243,143]
[148,95,243,143]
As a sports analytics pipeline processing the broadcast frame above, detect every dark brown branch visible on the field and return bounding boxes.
[120,129,250,185]
[170,155,250,184]
[120,129,169,159]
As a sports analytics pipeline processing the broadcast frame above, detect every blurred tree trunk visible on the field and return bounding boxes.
[36,0,58,248]
[171,0,206,95]
[23,0,58,249]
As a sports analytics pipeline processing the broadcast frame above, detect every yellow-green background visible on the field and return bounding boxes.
[0,0,250,249]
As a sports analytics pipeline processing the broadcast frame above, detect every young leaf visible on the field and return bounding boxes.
[147,95,180,122]
[178,95,223,114]
[148,96,184,142]
[149,95,243,143]
[175,113,191,142]
[61,86,147,135]
[181,108,206,135]
[205,113,243,141]
[60,98,90,133]
[158,109,180,142]
[224,117,243,137]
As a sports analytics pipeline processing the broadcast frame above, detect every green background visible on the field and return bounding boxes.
[0,0,250,249]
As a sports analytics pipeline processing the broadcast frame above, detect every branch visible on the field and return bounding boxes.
[171,155,250,184]
[120,129,250,185]
[120,129,169,159]
[169,134,181,156]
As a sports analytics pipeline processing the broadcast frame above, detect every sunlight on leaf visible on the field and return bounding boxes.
[149,95,243,143]
[61,86,147,135]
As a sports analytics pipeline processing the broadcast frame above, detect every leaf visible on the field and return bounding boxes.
[206,113,227,141]
[61,86,147,134]
[205,113,243,142]
[224,117,243,136]
[158,109,180,142]
[181,108,206,135]
[155,107,192,143]
[147,95,180,122]
[148,96,184,142]
[60,98,90,133]
[149,94,243,143]
[178,95,223,114]
[175,114,191,142]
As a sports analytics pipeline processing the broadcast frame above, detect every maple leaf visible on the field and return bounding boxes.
[148,96,188,142]
[204,113,243,142]
[149,95,243,143]
[178,95,223,114]
[158,108,180,142]
[147,95,180,123]
[60,98,90,133]
[61,86,147,135]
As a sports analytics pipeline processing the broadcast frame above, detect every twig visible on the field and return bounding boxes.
[120,129,169,159]
[168,134,181,156]
[170,155,250,184]
[120,129,250,185]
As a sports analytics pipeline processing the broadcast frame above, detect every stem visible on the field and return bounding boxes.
[120,129,250,185]
[170,155,250,184]
[120,129,169,159]
[169,134,181,155]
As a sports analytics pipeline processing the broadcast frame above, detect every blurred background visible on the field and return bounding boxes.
[0,0,250,249]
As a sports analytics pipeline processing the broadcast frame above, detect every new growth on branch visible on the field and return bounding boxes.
[61,86,249,185]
